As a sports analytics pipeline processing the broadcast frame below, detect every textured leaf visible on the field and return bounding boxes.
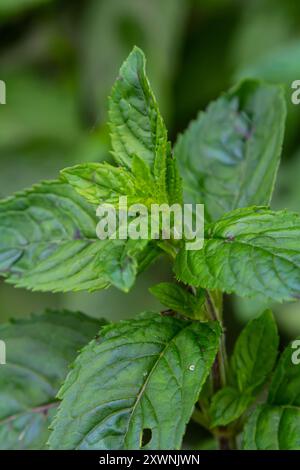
[103,239,150,291]
[243,405,300,450]
[268,337,300,407]
[230,310,278,393]
[61,157,162,207]
[209,387,252,428]
[61,162,142,205]
[0,310,104,450]
[175,207,300,302]
[108,47,181,205]
[174,80,286,222]
[149,282,205,319]
[0,180,153,293]
[165,151,183,205]
[66,47,182,208]
[109,46,168,170]
[49,313,221,450]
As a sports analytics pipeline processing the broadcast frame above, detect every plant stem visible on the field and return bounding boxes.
[205,290,236,450]
[205,291,227,388]
[186,285,237,449]
[219,436,231,450]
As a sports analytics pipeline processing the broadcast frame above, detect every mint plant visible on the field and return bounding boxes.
[1,46,300,451]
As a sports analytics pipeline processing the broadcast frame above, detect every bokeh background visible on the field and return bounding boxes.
[1,0,300,345]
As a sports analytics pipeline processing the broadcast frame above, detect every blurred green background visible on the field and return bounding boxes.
[1,0,300,341]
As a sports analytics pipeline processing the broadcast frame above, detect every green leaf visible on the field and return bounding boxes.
[0,310,104,450]
[109,46,168,170]
[49,313,221,450]
[268,337,300,406]
[165,151,183,205]
[209,387,252,428]
[62,145,182,211]
[175,207,300,302]
[209,310,278,427]
[61,162,143,206]
[149,282,205,320]
[0,180,153,293]
[174,80,286,222]
[75,47,182,208]
[104,239,150,292]
[243,333,300,449]
[108,47,181,205]
[231,310,278,393]
[242,405,300,450]
[0,409,57,450]
[61,157,160,207]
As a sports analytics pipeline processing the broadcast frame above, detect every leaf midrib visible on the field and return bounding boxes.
[122,322,192,448]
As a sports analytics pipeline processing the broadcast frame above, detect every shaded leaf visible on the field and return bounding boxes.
[231,310,278,393]
[268,337,300,406]
[149,282,205,319]
[209,310,278,427]
[0,310,104,449]
[174,80,286,222]
[243,405,300,450]
[209,387,252,428]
